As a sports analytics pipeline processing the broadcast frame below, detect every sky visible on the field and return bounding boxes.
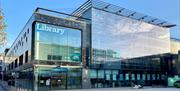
[0,0,180,52]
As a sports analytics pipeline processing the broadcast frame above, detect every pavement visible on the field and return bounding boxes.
[0,85,5,91]
[0,80,10,91]
[0,81,179,91]
[57,87,180,91]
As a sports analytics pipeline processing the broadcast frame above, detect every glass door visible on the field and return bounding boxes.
[50,72,67,90]
[37,71,51,91]
[36,67,68,91]
[36,67,82,90]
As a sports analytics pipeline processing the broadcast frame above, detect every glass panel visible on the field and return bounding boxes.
[67,68,82,89]
[147,74,150,80]
[106,74,110,80]
[125,73,129,80]
[112,75,117,81]
[119,74,123,81]
[161,74,165,80]
[35,22,81,62]
[152,74,156,80]
[137,74,140,80]
[98,70,104,79]
[112,70,118,81]
[36,67,81,90]
[157,74,159,80]
[131,74,135,80]
[37,67,67,90]
[90,70,97,78]
[142,74,146,80]
[105,70,111,74]
[105,70,111,80]
[92,8,170,64]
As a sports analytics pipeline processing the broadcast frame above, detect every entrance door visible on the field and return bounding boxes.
[50,72,67,90]
[37,67,68,91]
[36,67,82,90]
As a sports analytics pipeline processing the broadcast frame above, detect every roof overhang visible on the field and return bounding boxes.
[72,0,176,28]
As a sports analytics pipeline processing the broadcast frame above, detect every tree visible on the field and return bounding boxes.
[0,8,7,47]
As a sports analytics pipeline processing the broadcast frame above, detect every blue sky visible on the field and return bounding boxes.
[0,0,180,52]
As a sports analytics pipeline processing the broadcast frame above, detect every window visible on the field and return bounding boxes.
[35,22,81,62]
[19,54,23,66]
[11,62,14,69]
[0,60,2,64]
[131,74,135,80]
[91,8,170,63]
[125,73,129,80]
[24,32,26,38]
[105,70,111,80]
[90,70,97,78]
[26,37,28,42]
[16,44,18,50]
[112,70,118,81]
[27,29,29,34]
[15,59,18,67]
[106,74,110,80]
[142,74,146,80]
[161,74,165,80]
[147,74,150,80]
[0,67,2,71]
[21,37,23,46]
[137,74,141,80]
[8,64,10,70]
[152,74,156,80]
[119,74,123,81]
[98,70,104,79]
[25,51,28,63]
[47,55,62,60]
[18,40,21,46]
[157,74,159,80]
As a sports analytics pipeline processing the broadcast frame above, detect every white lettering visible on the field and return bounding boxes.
[36,23,65,35]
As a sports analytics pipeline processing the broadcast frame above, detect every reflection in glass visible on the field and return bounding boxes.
[125,73,129,80]
[112,70,118,81]
[98,70,104,79]
[36,67,81,90]
[131,74,135,80]
[90,70,97,78]
[152,74,156,80]
[147,74,150,80]
[137,74,141,80]
[35,22,81,62]
[142,74,146,80]
[105,70,111,80]
[92,8,170,64]
[120,74,123,81]
[161,74,165,80]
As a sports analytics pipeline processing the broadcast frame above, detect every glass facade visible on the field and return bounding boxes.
[86,8,172,88]
[35,22,81,62]
[35,67,82,90]
[33,22,83,90]
[91,8,170,64]
[4,2,178,90]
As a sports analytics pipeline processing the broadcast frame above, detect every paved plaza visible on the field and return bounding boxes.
[58,87,180,91]
[0,86,5,91]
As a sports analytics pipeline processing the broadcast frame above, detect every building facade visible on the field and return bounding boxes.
[171,38,180,54]
[0,53,5,80]
[4,0,179,91]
